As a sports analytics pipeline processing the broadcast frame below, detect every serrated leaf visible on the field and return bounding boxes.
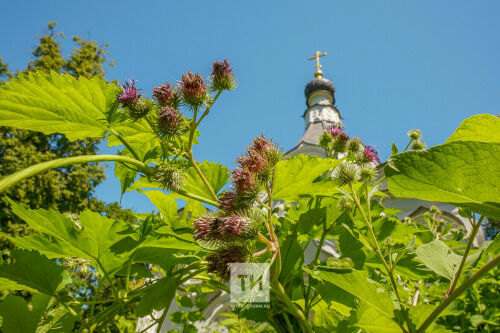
[0,250,70,294]
[273,155,341,201]
[178,160,229,200]
[446,114,500,143]
[409,304,454,331]
[416,240,462,280]
[304,267,395,320]
[136,277,177,317]
[0,71,118,141]
[385,141,500,219]
[0,294,52,333]
[115,161,138,197]
[353,301,402,333]
[9,200,136,274]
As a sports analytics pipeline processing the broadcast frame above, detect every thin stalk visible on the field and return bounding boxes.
[265,176,281,279]
[110,129,141,161]
[187,153,218,201]
[271,281,313,333]
[283,313,295,333]
[446,215,484,297]
[90,278,105,322]
[0,154,154,193]
[417,253,500,333]
[124,252,137,298]
[156,308,169,333]
[195,90,222,127]
[349,183,413,333]
[305,220,328,316]
[176,188,218,206]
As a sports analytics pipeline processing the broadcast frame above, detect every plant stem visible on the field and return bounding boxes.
[176,188,218,206]
[349,183,413,333]
[271,281,313,333]
[305,220,328,316]
[187,152,218,201]
[195,90,222,127]
[417,253,500,333]
[90,278,105,322]
[0,154,154,193]
[110,129,142,161]
[446,215,484,297]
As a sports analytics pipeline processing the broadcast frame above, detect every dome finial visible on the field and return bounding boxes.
[308,50,327,78]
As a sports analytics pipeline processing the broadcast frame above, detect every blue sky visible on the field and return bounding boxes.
[2,1,499,213]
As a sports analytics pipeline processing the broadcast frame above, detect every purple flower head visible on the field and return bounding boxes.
[212,59,232,78]
[207,246,248,281]
[218,191,236,212]
[328,126,343,137]
[212,216,252,238]
[118,79,141,107]
[363,144,380,163]
[180,71,207,105]
[152,82,174,106]
[157,106,179,136]
[251,135,274,154]
[231,167,257,194]
[193,216,212,241]
[236,152,268,174]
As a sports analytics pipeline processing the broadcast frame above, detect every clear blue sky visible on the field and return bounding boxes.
[2,1,499,213]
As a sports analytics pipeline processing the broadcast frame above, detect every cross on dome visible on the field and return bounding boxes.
[307,50,327,78]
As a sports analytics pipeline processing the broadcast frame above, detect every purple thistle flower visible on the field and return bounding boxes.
[363,144,380,163]
[231,167,257,194]
[180,71,207,105]
[218,191,236,212]
[212,59,232,77]
[157,106,179,136]
[152,82,175,106]
[118,79,141,107]
[251,135,274,154]
[207,246,248,281]
[236,152,268,174]
[212,216,252,238]
[328,126,343,137]
[193,216,212,241]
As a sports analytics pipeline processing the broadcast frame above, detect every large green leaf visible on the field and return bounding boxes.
[304,267,396,320]
[409,304,454,331]
[136,277,177,317]
[180,160,229,199]
[0,71,119,141]
[273,154,340,201]
[0,294,51,333]
[446,114,500,143]
[352,301,402,333]
[385,141,500,219]
[10,200,136,274]
[0,250,70,295]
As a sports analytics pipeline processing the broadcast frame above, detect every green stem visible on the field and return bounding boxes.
[195,90,222,128]
[349,183,413,333]
[446,216,484,297]
[90,278,105,322]
[417,253,500,333]
[187,153,218,201]
[305,220,328,316]
[110,129,142,161]
[0,154,154,193]
[176,188,218,206]
[271,281,313,333]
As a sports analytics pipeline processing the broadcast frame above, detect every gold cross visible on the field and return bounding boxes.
[308,50,327,78]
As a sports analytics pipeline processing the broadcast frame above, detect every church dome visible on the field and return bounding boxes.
[304,77,335,105]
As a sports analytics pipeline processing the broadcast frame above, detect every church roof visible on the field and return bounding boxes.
[304,77,335,106]
[287,120,335,154]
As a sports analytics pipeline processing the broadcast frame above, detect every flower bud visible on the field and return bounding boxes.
[411,139,426,150]
[332,132,350,153]
[319,131,333,148]
[207,246,249,281]
[328,125,343,137]
[407,129,422,141]
[346,137,362,154]
[117,79,141,108]
[338,195,354,212]
[180,71,208,107]
[126,98,155,121]
[152,82,181,108]
[156,106,180,138]
[332,163,359,186]
[218,191,236,212]
[356,144,380,165]
[154,161,184,191]
[210,59,236,91]
[358,165,377,183]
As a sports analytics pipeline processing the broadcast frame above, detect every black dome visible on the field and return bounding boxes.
[304,77,335,98]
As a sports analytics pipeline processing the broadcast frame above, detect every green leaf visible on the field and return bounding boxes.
[273,155,341,201]
[304,267,395,320]
[391,142,399,155]
[416,240,462,280]
[178,160,229,200]
[10,200,136,274]
[409,304,454,331]
[446,114,500,143]
[385,141,500,219]
[353,301,402,333]
[0,294,52,333]
[115,160,138,198]
[1,233,74,259]
[0,250,70,294]
[0,71,118,141]
[136,277,177,317]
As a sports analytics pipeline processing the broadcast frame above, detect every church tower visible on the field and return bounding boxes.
[288,51,341,156]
